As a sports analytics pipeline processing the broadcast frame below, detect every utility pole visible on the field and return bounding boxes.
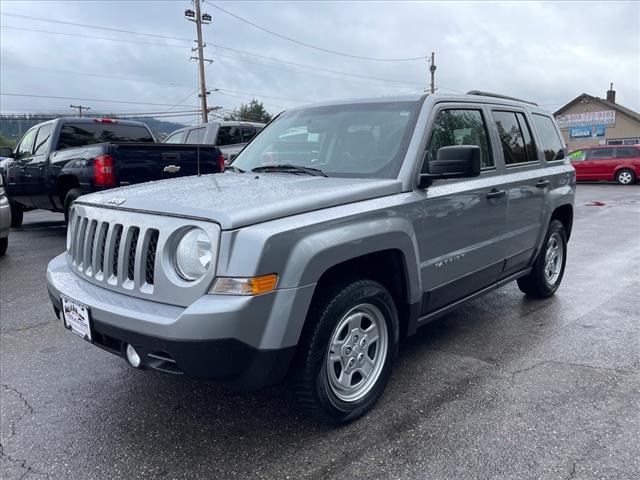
[70,104,90,116]
[429,52,436,94]
[185,0,213,124]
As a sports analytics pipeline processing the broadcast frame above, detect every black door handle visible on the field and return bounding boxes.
[486,188,506,200]
[536,179,550,189]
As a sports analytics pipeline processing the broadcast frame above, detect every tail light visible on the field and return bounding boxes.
[94,154,116,187]
[217,153,226,172]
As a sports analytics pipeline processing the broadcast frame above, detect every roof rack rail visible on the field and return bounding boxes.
[466,90,538,106]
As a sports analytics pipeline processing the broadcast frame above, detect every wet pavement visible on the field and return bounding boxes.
[1,184,639,479]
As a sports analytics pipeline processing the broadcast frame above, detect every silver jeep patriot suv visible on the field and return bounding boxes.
[47,91,575,423]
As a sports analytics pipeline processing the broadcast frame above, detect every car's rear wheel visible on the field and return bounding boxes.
[616,169,635,185]
[0,237,7,256]
[64,188,83,224]
[9,202,23,228]
[290,278,399,424]
[517,219,567,298]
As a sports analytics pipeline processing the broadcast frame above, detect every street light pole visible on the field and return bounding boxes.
[70,104,90,116]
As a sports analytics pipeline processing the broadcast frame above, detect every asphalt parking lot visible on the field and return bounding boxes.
[1,183,639,480]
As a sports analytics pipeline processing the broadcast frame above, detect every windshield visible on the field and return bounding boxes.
[231,101,421,178]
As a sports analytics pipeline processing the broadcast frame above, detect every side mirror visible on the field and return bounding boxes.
[0,146,14,158]
[418,145,481,187]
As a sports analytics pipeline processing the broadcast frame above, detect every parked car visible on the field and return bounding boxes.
[163,121,265,163]
[3,117,225,225]
[0,175,10,256]
[47,92,575,423]
[569,145,640,184]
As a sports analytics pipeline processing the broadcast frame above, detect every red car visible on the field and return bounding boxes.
[569,145,640,184]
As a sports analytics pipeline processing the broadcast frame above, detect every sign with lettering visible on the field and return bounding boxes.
[569,124,606,139]
[556,111,616,129]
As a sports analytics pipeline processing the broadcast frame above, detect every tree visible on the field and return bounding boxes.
[223,99,273,124]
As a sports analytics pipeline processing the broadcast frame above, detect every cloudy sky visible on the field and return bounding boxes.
[1,0,638,125]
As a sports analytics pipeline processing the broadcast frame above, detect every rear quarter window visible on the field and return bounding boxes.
[616,147,640,158]
[532,114,565,161]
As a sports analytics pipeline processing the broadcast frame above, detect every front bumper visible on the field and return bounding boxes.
[47,253,316,389]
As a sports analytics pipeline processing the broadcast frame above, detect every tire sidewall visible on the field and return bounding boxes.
[64,189,82,223]
[310,281,399,423]
[537,220,567,295]
[616,169,635,185]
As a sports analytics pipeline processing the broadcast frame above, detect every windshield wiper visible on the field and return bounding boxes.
[251,164,327,177]
[225,165,245,173]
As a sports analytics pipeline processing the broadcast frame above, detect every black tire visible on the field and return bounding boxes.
[517,219,567,298]
[0,237,7,256]
[64,188,83,224]
[615,169,636,185]
[9,202,23,228]
[290,278,400,424]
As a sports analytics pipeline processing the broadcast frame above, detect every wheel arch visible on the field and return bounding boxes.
[550,203,573,240]
[56,174,80,205]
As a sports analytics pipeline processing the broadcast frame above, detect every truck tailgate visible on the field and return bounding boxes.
[112,143,221,185]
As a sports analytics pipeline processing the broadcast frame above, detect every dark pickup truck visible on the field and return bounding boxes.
[3,117,224,226]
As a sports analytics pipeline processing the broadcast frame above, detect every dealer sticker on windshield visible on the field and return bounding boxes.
[61,296,92,341]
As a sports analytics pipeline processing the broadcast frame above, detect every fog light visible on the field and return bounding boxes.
[126,344,141,368]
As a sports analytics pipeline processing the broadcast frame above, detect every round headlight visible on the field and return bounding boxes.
[175,228,212,281]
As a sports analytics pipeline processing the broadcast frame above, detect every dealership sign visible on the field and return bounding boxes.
[569,124,606,139]
[556,110,616,129]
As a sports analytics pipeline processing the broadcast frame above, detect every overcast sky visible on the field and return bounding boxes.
[1,0,638,124]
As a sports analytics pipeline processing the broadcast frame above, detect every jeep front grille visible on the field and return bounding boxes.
[69,215,158,291]
[66,204,220,307]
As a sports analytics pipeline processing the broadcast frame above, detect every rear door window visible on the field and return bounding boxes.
[241,126,257,143]
[164,131,184,143]
[532,114,565,161]
[185,127,206,144]
[491,111,537,165]
[34,124,53,155]
[590,148,615,160]
[217,126,242,146]
[424,108,494,170]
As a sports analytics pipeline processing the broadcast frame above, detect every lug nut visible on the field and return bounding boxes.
[353,335,359,343]
[360,339,366,348]
[348,358,355,368]
[345,347,352,355]
[358,353,364,363]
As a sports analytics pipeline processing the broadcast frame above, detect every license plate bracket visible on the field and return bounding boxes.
[61,296,92,341]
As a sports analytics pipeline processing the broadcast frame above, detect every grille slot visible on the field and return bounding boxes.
[85,220,98,272]
[127,227,140,281]
[112,225,123,278]
[97,222,109,275]
[145,230,159,285]
[75,218,88,268]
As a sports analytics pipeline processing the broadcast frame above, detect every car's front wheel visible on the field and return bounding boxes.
[9,202,23,228]
[291,278,399,424]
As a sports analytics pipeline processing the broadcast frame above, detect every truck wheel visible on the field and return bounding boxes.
[517,220,567,298]
[616,169,635,185]
[9,203,23,228]
[291,279,399,424]
[0,238,7,256]
[64,188,83,224]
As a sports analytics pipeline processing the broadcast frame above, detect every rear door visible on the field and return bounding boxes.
[491,109,547,275]
[588,147,616,179]
[416,104,510,313]
[26,123,54,209]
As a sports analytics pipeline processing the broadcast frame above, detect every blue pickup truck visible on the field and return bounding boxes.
[3,117,224,226]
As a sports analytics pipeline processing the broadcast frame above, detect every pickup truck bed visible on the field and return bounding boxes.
[3,117,224,224]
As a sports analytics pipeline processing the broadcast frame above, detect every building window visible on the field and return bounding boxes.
[607,138,640,146]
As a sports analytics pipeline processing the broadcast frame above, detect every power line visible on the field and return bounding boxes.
[0,12,192,42]
[202,1,424,62]
[0,93,191,107]
[2,25,424,88]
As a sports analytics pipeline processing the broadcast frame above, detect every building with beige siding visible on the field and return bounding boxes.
[554,85,640,151]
